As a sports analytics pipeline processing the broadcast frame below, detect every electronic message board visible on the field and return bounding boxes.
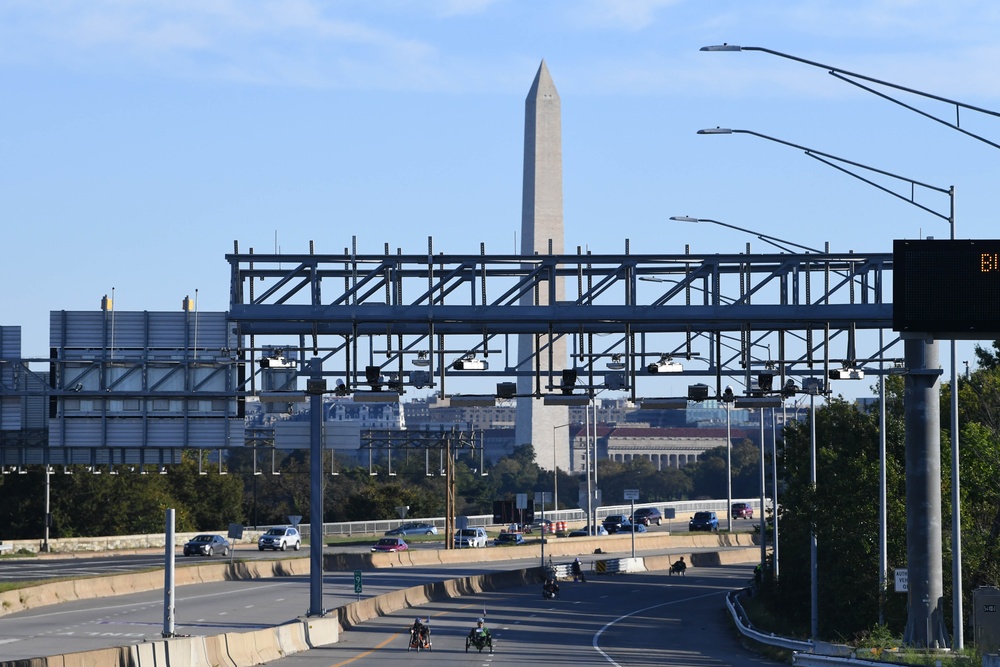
[893,239,1000,337]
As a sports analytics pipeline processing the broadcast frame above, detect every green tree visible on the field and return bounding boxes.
[762,380,908,640]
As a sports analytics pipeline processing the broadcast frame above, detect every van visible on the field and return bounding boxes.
[454,527,488,548]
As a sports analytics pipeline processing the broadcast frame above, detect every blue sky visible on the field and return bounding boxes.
[3,1,999,400]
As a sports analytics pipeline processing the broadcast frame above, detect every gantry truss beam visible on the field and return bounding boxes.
[228,249,890,335]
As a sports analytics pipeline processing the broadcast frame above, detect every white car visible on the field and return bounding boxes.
[258,526,302,551]
[454,527,488,548]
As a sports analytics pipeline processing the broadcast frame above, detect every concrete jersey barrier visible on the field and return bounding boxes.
[0,535,759,667]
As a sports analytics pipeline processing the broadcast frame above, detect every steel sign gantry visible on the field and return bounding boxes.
[226,244,893,399]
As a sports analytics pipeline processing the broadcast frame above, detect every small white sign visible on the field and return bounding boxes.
[895,568,908,593]
[624,489,640,501]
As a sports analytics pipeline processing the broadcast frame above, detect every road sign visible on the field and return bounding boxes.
[534,491,552,504]
[354,570,363,594]
[624,489,640,501]
[895,568,907,593]
[516,493,528,509]
[894,239,1000,337]
[288,515,302,527]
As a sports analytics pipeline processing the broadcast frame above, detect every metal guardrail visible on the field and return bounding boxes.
[725,589,890,666]
[725,589,813,653]
[291,498,764,539]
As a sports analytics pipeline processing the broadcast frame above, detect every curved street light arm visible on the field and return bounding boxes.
[671,214,823,253]
[699,128,955,230]
[829,72,1000,153]
[702,44,1000,152]
[805,153,951,224]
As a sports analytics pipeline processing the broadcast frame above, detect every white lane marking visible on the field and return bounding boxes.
[12,582,288,619]
[0,638,22,645]
[592,591,720,667]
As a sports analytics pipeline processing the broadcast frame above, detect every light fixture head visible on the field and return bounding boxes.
[412,351,430,367]
[606,354,626,370]
[697,127,734,135]
[669,216,700,223]
[647,355,683,374]
[452,354,487,371]
[700,44,743,52]
[829,367,865,380]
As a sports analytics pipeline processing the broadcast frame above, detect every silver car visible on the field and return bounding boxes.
[183,534,231,557]
[258,526,302,551]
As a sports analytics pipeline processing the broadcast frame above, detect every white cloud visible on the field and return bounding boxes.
[570,0,684,30]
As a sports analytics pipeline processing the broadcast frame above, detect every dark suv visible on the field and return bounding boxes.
[631,507,663,526]
[688,511,719,532]
[601,514,632,534]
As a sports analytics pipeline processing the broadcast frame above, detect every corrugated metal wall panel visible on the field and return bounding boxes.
[0,325,21,357]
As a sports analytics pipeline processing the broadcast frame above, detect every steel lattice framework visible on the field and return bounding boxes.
[228,245,895,400]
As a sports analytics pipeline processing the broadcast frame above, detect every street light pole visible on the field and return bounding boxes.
[722,387,734,533]
[809,389,819,639]
[700,124,959,648]
[553,422,574,519]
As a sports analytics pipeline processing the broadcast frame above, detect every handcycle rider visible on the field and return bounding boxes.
[409,617,430,648]
[466,618,493,653]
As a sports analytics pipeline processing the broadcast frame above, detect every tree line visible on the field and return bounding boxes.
[0,434,764,539]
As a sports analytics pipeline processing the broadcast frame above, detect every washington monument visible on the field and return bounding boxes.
[515,61,570,474]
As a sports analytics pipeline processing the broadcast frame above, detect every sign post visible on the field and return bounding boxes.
[624,489,639,558]
[535,491,552,569]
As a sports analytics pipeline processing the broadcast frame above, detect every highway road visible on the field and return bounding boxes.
[0,545,760,664]
[0,520,755,584]
[257,565,778,667]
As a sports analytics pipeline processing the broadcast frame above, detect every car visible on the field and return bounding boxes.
[689,511,719,532]
[731,502,754,520]
[371,537,408,552]
[493,532,525,547]
[183,534,231,557]
[622,523,648,533]
[385,522,439,536]
[631,507,663,526]
[454,527,489,548]
[601,514,632,534]
[258,526,302,551]
[568,525,609,537]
